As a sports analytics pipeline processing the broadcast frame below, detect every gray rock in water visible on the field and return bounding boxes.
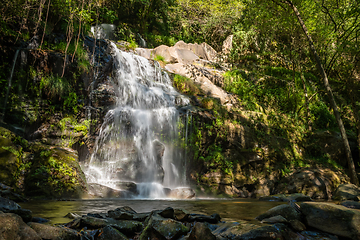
[108,206,137,220]
[256,204,301,222]
[260,215,288,224]
[298,230,339,240]
[300,201,360,239]
[333,183,360,201]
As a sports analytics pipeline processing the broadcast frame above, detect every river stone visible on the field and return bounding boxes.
[188,222,216,240]
[140,215,189,240]
[300,201,360,239]
[341,200,360,209]
[214,221,292,240]
[10,208,32,222]
[0,212,41,240]
[28,222,78,240]
[255,204,301,221]
[97,226,128,240]
[188,213,221,224]
[169,187,196,199]
[157,207,175,219]
[289,219,306,232]
[260,215,288,224]
[111,220,143,235]
[108,206,137,220]
[298,230,339,240]
[0,196,21,211]
[333,183,360,201]
[88,183,133,198]
[174,208,190,221]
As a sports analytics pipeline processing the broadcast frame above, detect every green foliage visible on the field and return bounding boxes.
[309,102,337,130]
[173,74,200,95]
[154,54,165,62]
[40,74,70,99]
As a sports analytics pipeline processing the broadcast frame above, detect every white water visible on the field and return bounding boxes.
[83,43,189,198]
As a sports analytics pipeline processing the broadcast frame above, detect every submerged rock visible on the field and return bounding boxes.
[255,204,301,222]
[88,183,134,198]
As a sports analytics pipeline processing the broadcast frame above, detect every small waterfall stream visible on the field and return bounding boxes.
[83,42,190,198]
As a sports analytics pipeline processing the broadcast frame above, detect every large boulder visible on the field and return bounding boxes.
[28,222,79,240]
[188,222,216,240]
[333,183,360,201]
[97,225,128,240]
[25,143,87,198]
[274,168,347,199]
[169,187,196,199]
[255,204,301,222]
[300,201,360,239]
[0,212,41,240]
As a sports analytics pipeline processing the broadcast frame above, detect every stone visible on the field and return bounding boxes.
[341,200,360,209]
[188,222,216,240]
[10,208,32,222]
[255,204,301,221]
[222,35,233,55]
[260,215,288,224]
[28,222,78,240]
[300,201,360,239]
[108,206,137,220]
[0,196,21,212]
[169,187,196,199]
[88,183,133,198]
[333,183,360,201]
[153,45,178,63]
[157,207,175,219]
[214,221,293,240]
[298,231,339,240]
[289,219,306,232]
[274,168,345,200]
[174,208,190,221]
[97,226,128,240]
[259,193,312,202]
[0,212,41,240]
[140,216,189,240]
[187,213,221,224]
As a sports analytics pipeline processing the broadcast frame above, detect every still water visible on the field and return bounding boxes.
[20,198,284,225]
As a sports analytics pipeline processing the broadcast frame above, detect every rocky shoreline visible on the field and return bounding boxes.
[2,187,360,240]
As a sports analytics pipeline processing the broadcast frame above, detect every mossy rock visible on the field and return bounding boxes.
[24,142,87,198]
[0,127,27,189]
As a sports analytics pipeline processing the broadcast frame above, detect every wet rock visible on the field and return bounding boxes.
[341,200,360,209]
[157,207,175,219]
[0,212,41,240]
[255,204,301,221]
[188,213,221,224]
[0,196,21,212]
[140,215,189,240]
[298,230,339,240]
[88,183,133,198]
[174,208,190,221]
[333,183,360,201]
[214,221,292,240]
[28,222,78,240]
[133,212,150,222]
[300,201,360,239]
[289,219,306,232]
[31,217,50,223]
[115,182,138,194]
[97,226,128,240]
[108,206,137,220]
[9,208,32,222]
[169,187,196,199]
[260,215,288,224]
[188,222,216,240]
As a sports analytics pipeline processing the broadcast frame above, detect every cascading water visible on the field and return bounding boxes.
[83,42,189,198]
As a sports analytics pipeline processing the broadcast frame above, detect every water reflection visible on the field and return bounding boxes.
[20,199,284,225]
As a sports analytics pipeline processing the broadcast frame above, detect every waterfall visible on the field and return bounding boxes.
[83,42,189,198]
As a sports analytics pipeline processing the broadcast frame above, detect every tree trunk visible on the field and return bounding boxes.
[285,0,359,185]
